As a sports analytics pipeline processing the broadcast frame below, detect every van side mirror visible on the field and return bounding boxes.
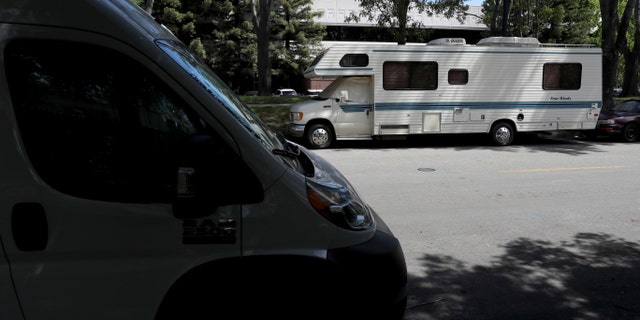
[172,133,263,219]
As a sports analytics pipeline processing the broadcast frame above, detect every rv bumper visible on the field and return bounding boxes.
[287,123,306,138]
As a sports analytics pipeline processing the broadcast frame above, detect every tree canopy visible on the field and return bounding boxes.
[137,0,324,95]
[133,0,640,106]
[480,0,599,44]
[345,0,469,44]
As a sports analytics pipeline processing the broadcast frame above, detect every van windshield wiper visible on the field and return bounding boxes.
[272,142,314,177]
[272,148,299,159]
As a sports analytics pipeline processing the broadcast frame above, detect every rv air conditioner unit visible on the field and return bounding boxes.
[427,38,466,46]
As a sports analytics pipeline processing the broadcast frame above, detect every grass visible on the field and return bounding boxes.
[249,105,291,134]
[240,95,309,105]
[241,95,309,134]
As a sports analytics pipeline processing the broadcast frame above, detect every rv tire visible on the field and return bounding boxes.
[306,123,333,149]
[489,122,515,146]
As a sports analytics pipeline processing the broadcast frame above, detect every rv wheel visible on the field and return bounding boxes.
[490,122,515,146]
[306,123,333,149]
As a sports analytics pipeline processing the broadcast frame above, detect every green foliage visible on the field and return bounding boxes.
[345,0,468,44]
[270,0,326,88]
[141,0,324,94]
[481,0,599,44]
[248,106,291,133]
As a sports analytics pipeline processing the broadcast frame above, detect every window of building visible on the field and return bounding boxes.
[383,61,438,90]
[543,63,582,90]
[339,54,369,67]
[448,69,468,85]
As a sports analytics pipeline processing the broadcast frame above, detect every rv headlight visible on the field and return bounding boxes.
[306,179,373,230]
[290,112,303,122]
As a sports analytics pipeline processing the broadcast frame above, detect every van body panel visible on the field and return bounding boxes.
[0,24,246,319]
[0,74,26,320]
[0,0,407,318]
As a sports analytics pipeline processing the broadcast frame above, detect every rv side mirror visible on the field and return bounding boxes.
[172,133,263,219]
[340,90,349,102]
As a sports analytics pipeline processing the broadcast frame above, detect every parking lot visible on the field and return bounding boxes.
[313,134,640,320]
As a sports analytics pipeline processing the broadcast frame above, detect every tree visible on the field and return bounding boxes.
[144,0,154,13]
[621,0,640,97]
[481,0,599,44]
[345,0,469,44]
[270,0,325,89]
[148,0,257,93]
[208,1,258,93]
[600,0,636,109]
[249,0,275,95]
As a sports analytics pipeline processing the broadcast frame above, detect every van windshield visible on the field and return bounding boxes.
[155,39,284,151]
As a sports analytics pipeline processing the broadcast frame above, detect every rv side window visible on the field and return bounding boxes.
[339,54,369,67]
[383,61,438,90]
[448,69,468,85]
[543,63,582,90]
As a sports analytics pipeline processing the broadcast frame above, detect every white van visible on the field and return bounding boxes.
[0,1,407,319]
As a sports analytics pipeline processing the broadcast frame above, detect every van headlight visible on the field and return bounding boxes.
[306,179,374,230]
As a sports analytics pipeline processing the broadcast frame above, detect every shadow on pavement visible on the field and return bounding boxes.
[290,131,619,156]
[403,233,640,320]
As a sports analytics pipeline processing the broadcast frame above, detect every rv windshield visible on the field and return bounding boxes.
[155,39,284,152]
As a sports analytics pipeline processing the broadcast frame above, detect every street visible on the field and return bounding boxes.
[312,133,640,320]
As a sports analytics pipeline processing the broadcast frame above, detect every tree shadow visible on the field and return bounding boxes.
[404,233,640,320]
[322,132,607,156]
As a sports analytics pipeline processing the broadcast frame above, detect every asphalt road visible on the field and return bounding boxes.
[311,133,640,320]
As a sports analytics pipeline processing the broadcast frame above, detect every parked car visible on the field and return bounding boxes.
[594,99,640,141]
[274,88,297,96]
[306,89,322,97]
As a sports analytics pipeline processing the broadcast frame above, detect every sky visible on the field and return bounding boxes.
[466,0,484,6]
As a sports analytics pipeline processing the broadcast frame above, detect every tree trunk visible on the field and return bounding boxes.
[622,0,640,97]
[252,0,274,96]
[490,0,501,36]
[502,0,513,36]
[145,0,154,14]
[599,0,619,110]
[396,0,409,45]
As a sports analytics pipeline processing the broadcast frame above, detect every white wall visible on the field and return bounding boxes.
[311,0,487,30]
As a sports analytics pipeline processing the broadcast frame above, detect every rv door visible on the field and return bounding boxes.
[331,77,373,137]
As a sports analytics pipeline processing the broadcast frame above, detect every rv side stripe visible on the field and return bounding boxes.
[340,104,373,113]
[312,68,374,72]
[374,101,600,111]
[372,49,601,55]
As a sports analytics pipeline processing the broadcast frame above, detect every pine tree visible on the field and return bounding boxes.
[270,0,325,90]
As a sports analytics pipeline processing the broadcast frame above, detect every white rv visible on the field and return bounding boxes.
[287,37,602,148]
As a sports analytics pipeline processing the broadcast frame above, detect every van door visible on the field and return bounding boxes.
[0,241,23,319]
[0,78,24,319]
[1,35,244,319]
[333,77,374,137]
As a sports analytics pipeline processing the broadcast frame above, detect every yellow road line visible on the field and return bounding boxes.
[499,166,627,173]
